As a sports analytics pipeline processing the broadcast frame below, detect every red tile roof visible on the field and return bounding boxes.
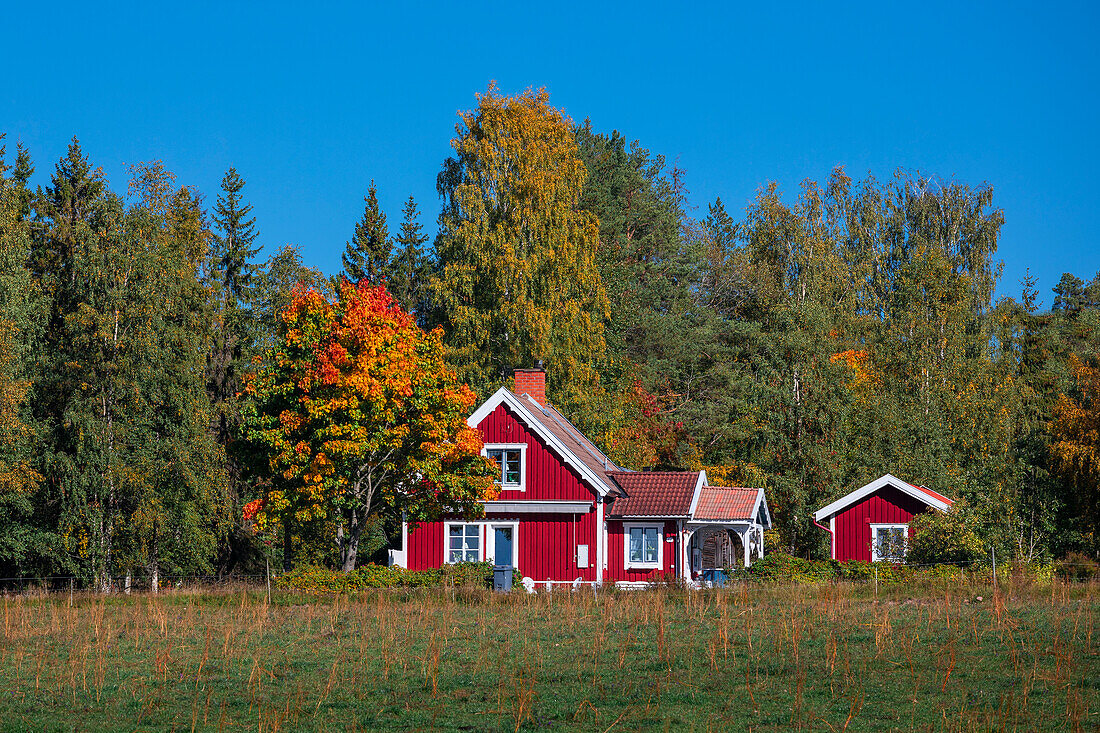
[516,394,624,491]
[906,481,954,506]
[606,471,700,517]
[693,486,760,522]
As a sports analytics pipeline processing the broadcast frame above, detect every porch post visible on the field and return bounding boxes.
[742,527,750,567]
[595,497,604,586]
[682,527,692,583]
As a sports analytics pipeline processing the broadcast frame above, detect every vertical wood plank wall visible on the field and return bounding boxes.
[405,401,601,580]
[604,519,678,582]
[832,485,931,561]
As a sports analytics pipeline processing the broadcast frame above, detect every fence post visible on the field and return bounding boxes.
[874,565,878,597]
[266,558,271,605]
[69,578,73,608]
[991,545,996,593]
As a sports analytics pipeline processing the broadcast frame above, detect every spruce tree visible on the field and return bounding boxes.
[341,181,392,284]
[389,195,428,317]
[208,166,260,445]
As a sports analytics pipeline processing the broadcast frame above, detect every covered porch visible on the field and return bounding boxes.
[678,486,771,584]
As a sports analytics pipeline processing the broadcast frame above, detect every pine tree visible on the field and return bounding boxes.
[211,167,260,303]
[341,181,392,284]
[389,195,429,317]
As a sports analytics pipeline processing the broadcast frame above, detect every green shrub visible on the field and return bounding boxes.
[274,565,367,593]
[274,561,511,593]
[907,501,983,566]
[1055,552,1099,582]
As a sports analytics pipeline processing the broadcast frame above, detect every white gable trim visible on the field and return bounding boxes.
[754,489,773,529]
[813,473,951,522]
[686,471,708,518]
[467,387,614,497]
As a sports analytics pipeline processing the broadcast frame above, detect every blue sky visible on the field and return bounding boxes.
[3,2,1097,306]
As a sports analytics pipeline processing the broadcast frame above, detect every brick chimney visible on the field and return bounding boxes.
[514,363,546,406]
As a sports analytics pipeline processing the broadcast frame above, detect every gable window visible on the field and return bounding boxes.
[446,523,481,563]
[870,524,908,562]
[624,523,662,569]
[485,444,526,491]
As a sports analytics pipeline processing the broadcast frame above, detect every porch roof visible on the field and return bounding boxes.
[692,486,761,522]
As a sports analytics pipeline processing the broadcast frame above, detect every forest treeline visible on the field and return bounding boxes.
[1,85,1098,583]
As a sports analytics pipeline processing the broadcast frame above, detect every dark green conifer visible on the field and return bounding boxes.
[341,181,391,284]
[389,195,429,316]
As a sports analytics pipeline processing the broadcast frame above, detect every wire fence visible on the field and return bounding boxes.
[0,574,269,595]
[0,560,1097,596]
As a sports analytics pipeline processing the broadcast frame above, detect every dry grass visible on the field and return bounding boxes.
[0,578,1096,731]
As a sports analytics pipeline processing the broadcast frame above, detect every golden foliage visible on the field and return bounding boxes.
[434,84,608,410]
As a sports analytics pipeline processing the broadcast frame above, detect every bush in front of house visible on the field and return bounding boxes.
[747,553,916,583]
[274,561,515,593]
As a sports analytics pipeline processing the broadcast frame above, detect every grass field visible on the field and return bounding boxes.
[0,578,1096,732]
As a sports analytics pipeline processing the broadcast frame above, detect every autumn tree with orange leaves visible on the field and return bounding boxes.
[241,280,494,571]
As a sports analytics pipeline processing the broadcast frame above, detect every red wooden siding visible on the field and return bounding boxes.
[406,520,445,570]
[405,512,598,581]
[479,404,596,501]
[833,485,932,562]
[515,511,598,582]
[605,519,678,582]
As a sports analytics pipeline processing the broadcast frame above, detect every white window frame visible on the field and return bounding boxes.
[623,522,663,570]
[483,443,527,492]
[870,523,908,562]
[444,522,483,564]
[442,521,520,567]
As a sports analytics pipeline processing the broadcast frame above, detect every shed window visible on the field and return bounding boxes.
[871,524,908,562]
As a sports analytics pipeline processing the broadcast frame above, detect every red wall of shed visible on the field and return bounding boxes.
[832,485,933,561]
[479,404,596,502]
[605,519,678,582]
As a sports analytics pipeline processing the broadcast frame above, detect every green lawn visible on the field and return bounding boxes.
[0,580,1096,731]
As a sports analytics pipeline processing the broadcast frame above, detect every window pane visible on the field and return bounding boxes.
[629,528,643,562]
[644,528,659,563]
[487,450,506,484]
[504,450,521,485]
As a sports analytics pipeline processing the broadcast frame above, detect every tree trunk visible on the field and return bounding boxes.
[341,508,361,572]
[282,521,294,572]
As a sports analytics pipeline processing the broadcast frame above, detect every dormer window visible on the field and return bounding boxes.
[485,443,526,491]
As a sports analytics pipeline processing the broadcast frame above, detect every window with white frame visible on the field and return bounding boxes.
[446,523,481,563]
[485,444,525,491]
[870,524,908,562]
[624,523,662,568]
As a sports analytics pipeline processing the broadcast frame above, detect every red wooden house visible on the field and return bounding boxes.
[390,368,772,586]
[813,474,954,562]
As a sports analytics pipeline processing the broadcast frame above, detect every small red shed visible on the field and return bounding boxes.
[813,474,953,562]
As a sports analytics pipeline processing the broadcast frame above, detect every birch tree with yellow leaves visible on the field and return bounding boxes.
[432,85,608,413]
